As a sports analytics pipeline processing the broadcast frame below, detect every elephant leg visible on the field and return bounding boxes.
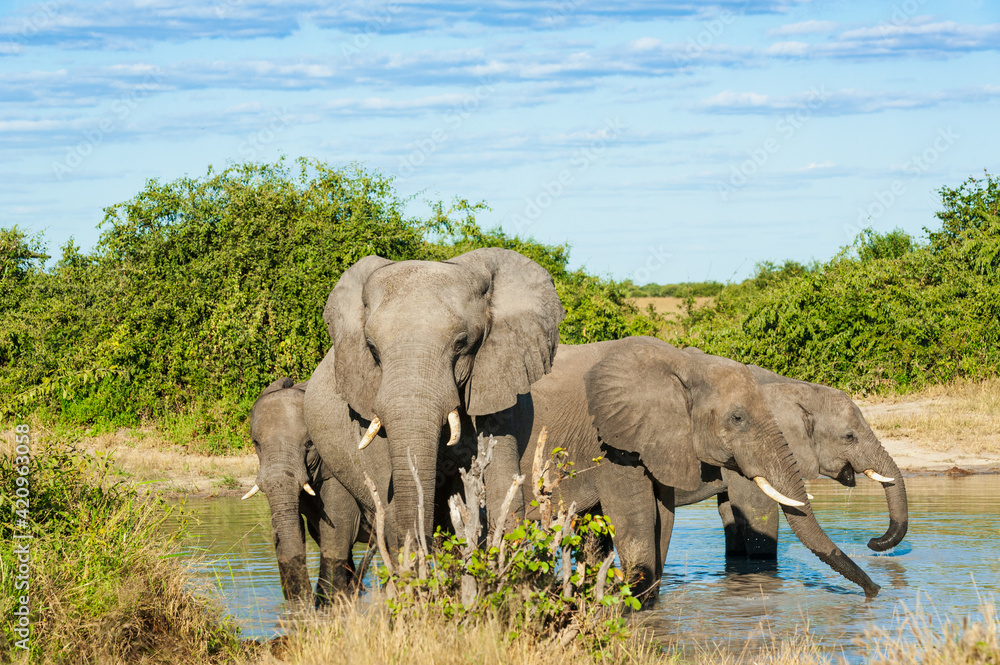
[717,491,747,557]
[594,461,659,608]
[653,483,675,577]
[477,410,524,535]
[313,480,362,605]
[725,471,780,559]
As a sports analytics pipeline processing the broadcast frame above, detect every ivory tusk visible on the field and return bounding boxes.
[241,484,260,501]
[753,477,806,507]
[446,409,461,446]
[807,493,814,500]
[358,416,382,450]
[865,469,895,483]
[303,482,316,496]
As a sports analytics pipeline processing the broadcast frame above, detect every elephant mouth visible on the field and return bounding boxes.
[836,463,856,487]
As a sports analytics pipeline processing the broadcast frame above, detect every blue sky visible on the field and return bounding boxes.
[2,0,998,284]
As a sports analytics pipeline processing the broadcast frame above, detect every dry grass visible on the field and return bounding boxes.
[1,419,258,495]
[865,601,1000,665]
[246,600,1000,665]
[860,377,1000,454]
[252,601,662,665]
[632,297,715,321]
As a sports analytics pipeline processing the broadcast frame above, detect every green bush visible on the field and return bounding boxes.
[0,160,658,451]
[676,172,1000,393]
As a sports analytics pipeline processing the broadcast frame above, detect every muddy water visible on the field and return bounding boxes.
[171,475,1000,657]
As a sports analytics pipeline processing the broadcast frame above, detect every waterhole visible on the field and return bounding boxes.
[169,475,1000,658]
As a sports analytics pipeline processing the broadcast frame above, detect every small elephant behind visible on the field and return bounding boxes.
[246,378,371,605]
[675,353,908,560]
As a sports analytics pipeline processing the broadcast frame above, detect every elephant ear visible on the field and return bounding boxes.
[762,384,820,479]
[583,337,702,491]
[448,248,565,416]
[323,255,394,421]
[261,377,294,398]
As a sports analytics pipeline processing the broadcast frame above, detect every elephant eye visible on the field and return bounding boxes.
[845,431,856,442]
[305,440,314,450]
[453,332,469,353]
[729,411,749,429]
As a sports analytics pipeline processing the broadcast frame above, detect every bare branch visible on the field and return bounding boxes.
[406,447,429,553]
[594,551,617,603]
[490,473,525,551]
[363,472,396,595]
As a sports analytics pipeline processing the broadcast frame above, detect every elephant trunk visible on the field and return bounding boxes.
[266,490,312,602]
[736,430,881,598]
[376,356,460,550]
[852,437,908,551]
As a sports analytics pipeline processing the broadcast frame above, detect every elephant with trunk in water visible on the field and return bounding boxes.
[675,350,907,559]
[304,248,564,551]
[246,378,371,604]
[512,337,881,606]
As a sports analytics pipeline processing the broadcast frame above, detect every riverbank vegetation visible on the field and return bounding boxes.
[0,159,659,453]
[0,439,248,663]
[677,172,1000,395]
[861,376,1000,454]
[6,166,997,455]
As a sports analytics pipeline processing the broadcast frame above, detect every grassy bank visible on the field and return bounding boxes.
[0,436,249,663]
[861,377,1000,455]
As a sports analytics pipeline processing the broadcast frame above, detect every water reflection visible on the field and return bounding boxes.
[646,475,1000,660]
[169,474,1000,656]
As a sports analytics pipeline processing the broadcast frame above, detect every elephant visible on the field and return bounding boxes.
[674,351,908,560]
[512,337,881,606]
[245,378,371,605]
[304,248,564,551]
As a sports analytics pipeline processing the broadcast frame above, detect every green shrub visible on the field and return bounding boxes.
[1,160,657,451]
[676,172,1000,393]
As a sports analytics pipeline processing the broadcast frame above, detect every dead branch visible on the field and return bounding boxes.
[406,447,430,579]
[593,550,616,603]
[363,471,396,597]
[490,473,525,553]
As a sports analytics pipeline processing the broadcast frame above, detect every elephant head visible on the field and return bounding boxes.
[584,337,880,597]
[753,375,908,552]
[247,377,317,602]
[324,248,564,543]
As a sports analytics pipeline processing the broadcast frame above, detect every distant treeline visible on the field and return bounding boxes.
[622,281,724,299]
[0,159,660,450]
[678,172,1000,394]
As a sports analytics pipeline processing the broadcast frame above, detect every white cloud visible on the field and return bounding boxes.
[768,20,840,36]
[697,84,1000,115]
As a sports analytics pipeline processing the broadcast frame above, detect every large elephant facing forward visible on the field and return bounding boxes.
[513,338,881,605]
[305,248,564,549]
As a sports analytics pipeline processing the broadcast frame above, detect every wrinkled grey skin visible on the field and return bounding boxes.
[249,378,370,605]
[513,338,880,607]
[676,349,908,559]
[304,248,564,549]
